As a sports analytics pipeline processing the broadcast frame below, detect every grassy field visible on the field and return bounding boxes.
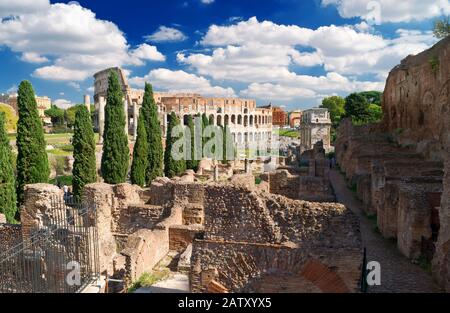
[276,129,300,138]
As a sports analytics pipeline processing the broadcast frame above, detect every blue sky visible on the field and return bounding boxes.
[0,0,448,110]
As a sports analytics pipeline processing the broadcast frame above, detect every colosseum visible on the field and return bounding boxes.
[93,67,273,148]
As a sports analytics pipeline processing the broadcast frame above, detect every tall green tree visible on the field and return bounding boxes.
[185,115,199,171]
[433,16,450,39]
[320,96,345,126]
[345,93,370,121]
[0,112,17,223]
[101,71,130,184]
[72,106,97,200]
[130,110,149,186]
[0,103,18,132]
[201,113,209,152]
[140,83,164,184]
[16,80,49,205]
[164,112,186,178]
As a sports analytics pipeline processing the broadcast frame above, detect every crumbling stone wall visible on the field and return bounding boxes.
[0,224,21,251]
[191,184,362,293]
[335,37,450,292]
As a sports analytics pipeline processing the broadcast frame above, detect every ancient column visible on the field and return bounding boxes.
[213,165,219,182]
[133,102,139,142]
[84,95,91,112]
[98,96,106,144]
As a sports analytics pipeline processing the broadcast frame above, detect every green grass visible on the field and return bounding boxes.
[276,129,299,138]
[128,270,170,293]
[47,149,72,156]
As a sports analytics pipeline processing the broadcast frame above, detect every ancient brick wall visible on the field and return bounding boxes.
[0,224,22,251]
[169,224,204,253]
[191,184,362,292]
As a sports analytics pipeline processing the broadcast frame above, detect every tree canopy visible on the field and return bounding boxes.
[433,16,450,39]
[320,96,345,126]
[0,103,18,132]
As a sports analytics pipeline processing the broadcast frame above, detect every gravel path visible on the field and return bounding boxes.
[329,169,442,293]
[135,273,190,293]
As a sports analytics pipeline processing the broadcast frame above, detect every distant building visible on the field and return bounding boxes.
[288,110,302,128]
[0,93,51,125]
[93,67,273,147]
[300,108,332,152]
[271,106,288,127]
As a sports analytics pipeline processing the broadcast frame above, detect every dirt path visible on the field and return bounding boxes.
[329,169,441,293]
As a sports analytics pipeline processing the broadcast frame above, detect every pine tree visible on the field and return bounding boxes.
[186,115,199,171]
[16,80,49,205]
[130,109,149,186]
[0,112,17,223]
[72,106,97,200]
[101,71,130,184]
[141,83,164,184]
[164,112,186,178]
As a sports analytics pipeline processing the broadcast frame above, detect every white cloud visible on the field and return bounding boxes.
[68,82,81,91]
[0,0,49,17]
[20,52,49,63]
[322,0,450,24]
[0,2,165,81]
[129,44,166,64]
[201,17,313,46]
[175,16,436,103]
[129,68,236,97]
[54,98,74,109]
[145,26,188,43]
[201,0,215,4]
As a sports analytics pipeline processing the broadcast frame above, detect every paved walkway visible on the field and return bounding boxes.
[329,169,441,293]
[135,273,190,293]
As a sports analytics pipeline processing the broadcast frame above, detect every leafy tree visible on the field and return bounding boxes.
[359,91,382,106]
[45,104,65,126]
[72,106,97,200]
[101,71,130,184]
[65,105,83,128]
[130,110,149,187]
[366,104,383,123]
[185,115,199,171]
[0,103,18,132]
[141,83,164,184]
[320,96,345,126]
[16,80,50,205]
[0,112,17,223]
[345,93,370,121]
[164,112,186,178]
[433,16,450,39]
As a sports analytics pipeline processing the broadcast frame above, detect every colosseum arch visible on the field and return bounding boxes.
[244,116,248,127]
[224,115,229,125]
[250,115,254,125]
[231,115,236,124]
[209,114,215,126]
[217,115,222,126]
[238,115,243,125]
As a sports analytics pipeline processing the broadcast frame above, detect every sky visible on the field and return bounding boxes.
[0,0,448,110]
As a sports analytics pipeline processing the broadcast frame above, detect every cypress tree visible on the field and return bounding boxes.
[0,112,17,223]
[16,80,49,205]
[101,71,130,184]
[164,112,186,178]
[130,109,149,186]
[141,83,163,184]
[186,115,199,171]
[201,113,209,151]
[72,106,97,200]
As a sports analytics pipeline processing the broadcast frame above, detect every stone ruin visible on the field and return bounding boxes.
[261,141,335,203]
[335,37,450,291]
[0,166,362,293]
[190,181,361,293]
